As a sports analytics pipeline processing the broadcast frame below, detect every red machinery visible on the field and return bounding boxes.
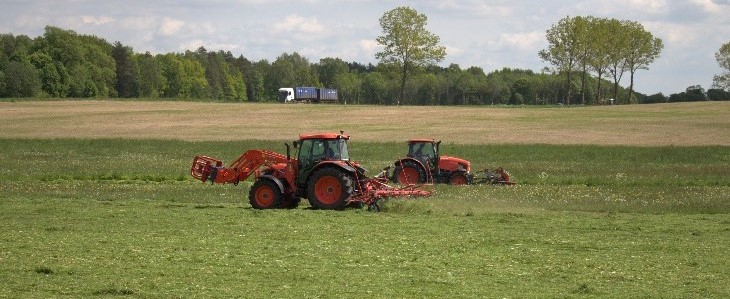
[191,132,430,211]
[390,139,516,185]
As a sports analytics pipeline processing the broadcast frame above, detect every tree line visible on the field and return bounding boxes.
[0,25,726,104]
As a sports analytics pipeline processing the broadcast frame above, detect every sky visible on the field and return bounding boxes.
[1,0,728,95]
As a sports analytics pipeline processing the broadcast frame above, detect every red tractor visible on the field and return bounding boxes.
[191,132,430,211]
[391,139,515,185]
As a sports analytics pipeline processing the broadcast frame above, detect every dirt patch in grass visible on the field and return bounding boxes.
[1,100,728,146]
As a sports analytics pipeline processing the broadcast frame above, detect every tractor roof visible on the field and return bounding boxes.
[408,138,436,143]
[299,133,350,140]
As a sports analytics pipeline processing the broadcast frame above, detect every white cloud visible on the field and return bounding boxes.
[359,39,380,56]
[159,18,185,36]
[444,44,464,57]
[274,14,324,35]
[80,16,114,25]
[576,0,668,16]
[626,0,668,10]
[179,39,205,51]
[499,31,544,52]
[119,16,157,30]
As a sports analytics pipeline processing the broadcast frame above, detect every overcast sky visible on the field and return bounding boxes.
[2,0,728,95]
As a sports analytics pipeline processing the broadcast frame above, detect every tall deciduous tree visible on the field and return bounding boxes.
[587,18,617,104]
[712,41,730,91]
[623,21,663,104]
[539,16,582,105]
[376,6,446,105]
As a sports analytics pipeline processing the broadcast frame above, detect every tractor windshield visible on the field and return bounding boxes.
[409,142,435,160]
[299,138,349,162]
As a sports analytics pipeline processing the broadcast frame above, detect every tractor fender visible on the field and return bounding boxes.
[314,161,358,174]
[394,157,428,172]
[256,175,286,194]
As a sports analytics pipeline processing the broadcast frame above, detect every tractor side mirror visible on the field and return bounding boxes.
[292,141,298,148]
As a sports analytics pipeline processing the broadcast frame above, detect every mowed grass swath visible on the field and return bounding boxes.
[1,101,729,297]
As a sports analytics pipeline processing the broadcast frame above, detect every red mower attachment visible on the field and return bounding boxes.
[349,167,433,211]
[475,167,517,185]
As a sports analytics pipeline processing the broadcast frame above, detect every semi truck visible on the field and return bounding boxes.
[278,87,338,104]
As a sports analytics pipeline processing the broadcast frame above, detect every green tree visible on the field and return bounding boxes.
[36,26,116,98]
[0,61,41,97]
[232,55,264,102]
[623,21,663,104]
[361,72,389,105]
[30,52,69,97]
[587,18,617,104]
[539,16,583,104]
[272,52,318,87]
[712,41,730,91]
[249,60,269,101]
[316,57,349,87]
[376,6,446,105]
[333,72,360,104]
[415,73,439,105]
[112,41,140,98]
[136,52,166,97]
[157,53,208,98]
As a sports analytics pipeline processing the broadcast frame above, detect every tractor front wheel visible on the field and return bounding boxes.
[307,167,354,210]
[449,172,469,185]
[249,179,282,209]
[393,161,426,184]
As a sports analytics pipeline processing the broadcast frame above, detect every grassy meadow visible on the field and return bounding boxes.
[0,101,729,298]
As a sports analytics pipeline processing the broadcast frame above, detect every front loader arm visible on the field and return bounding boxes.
[191,150,292,184]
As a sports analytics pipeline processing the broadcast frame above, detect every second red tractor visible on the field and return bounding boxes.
[390,139,515,185]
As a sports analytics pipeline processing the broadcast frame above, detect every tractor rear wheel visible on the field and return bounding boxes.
[393,161,426,184]
[449,172,469,185]
[307,167,354,210]
[249,179,282,209]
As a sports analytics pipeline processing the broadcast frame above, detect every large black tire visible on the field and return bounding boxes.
[249,179,282,209]
[393,160,427,184]
[449,172,469,185]
[307,167,354,210]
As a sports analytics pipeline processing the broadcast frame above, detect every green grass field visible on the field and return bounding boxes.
[1,101,729,298]
[1,137,728,298]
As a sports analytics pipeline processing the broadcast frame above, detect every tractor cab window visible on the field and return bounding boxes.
[334,138,349,161]
[409,142,435,159]
[299,138,350,162]
[297,139,314,163]
[409,142,437,167]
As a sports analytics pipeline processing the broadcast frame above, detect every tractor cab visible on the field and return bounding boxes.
[407,139,440,171]
[294,133,351,185]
